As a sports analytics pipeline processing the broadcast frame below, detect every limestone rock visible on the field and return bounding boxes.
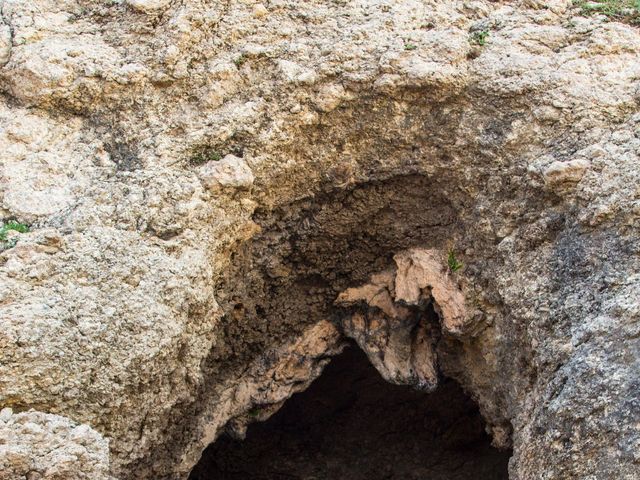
[126,0,172,13]
[0,1,638,479]
[313,84,349,113]
[0,24,11,66]
[277,60,317,85]
[336,249,466,391]
[543,158,591,189]
[177,320,345,474]
[0,409,110,480]
[198,154,254,192]
[393,249,468,334]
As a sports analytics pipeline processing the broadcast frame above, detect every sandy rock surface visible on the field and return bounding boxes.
[0,408,110,480]
[0,0,639,479]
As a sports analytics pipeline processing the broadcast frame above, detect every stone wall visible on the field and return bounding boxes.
[1,1,639,478]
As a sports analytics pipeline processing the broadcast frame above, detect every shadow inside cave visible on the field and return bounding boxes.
[189,344,511,480]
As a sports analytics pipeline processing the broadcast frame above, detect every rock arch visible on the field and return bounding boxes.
[165,171,517,479]
[1,3,638,480]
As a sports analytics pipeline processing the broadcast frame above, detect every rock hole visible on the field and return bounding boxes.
[173,174,513,479]
[189,344,511,480]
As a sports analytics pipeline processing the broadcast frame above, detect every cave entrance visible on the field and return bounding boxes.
[189,344,511,480]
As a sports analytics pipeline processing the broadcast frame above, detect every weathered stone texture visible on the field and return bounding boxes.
[0,408,110,480]
[0,0,639,479]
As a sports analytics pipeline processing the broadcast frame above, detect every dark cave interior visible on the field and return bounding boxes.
[189,344,511,480]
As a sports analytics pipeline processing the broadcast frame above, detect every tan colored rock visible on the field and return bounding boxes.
[313,84,349,113]
[126,0,172,13]
[0,24,11,66]
[277,59,318,85]
[0,1,638,478]
[197,154,254,192]
[341,309,439,391]
[0,100,100,222]
[252,4,268,18]
[543,158,591,188]
[394,249,467,334]
[177,320,345,474]
[336,248,466,390]
[336,270,400,317]
[0,408,110,480]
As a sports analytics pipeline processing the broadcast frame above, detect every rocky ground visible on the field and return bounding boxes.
[1,1,639,479]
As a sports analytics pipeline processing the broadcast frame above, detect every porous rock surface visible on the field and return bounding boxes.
[0,408,110,480]
[336,248,467,391]
[0,0,639,479]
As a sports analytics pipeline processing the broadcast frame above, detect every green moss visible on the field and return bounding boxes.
[0,220,29,241]
[248,407,261,418]
[190,148,222,165]
[234,54,248,67]
[447,249,463,273]
[469,29,489,46]
[0,220,29,251]
[574,0,640,24]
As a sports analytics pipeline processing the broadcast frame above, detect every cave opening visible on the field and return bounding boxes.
[174,173,513,479]
[208,174,462,378]
[189,343,511,480]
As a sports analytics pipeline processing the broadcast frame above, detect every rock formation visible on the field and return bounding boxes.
[1,0,639,479]
[336,248,468,391]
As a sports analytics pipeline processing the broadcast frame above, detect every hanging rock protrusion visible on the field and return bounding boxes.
[336,248,468,391]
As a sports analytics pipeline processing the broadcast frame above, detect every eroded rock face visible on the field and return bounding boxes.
[0,24,11,67]
[0,1,639,479]
[176,320,345,475]
[336,248,467,391]
[0,409,110,480]
[197,154,254,193]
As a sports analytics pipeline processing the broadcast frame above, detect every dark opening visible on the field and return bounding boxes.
[189,345,511,480]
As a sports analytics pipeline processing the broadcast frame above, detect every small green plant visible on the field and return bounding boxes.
[574,0,640,24]
[248,407,260,418]
[447,249,463,273]
[404,42,418,51]
[234,54,247,67]
[190,148,222,165]
[0,220,29,251]
[469,29,489,46]
[0,220,29,241]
